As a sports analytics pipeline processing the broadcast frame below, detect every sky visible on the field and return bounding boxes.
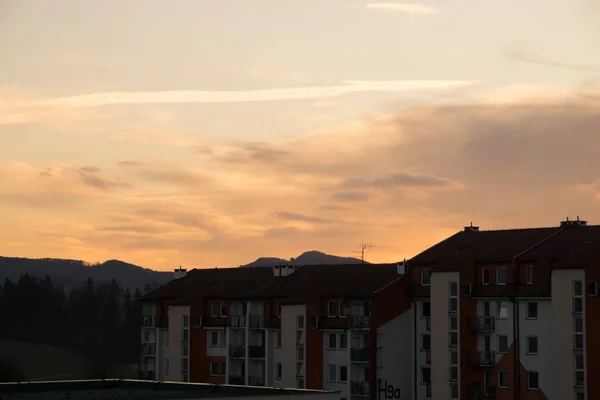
[1,0,600,270]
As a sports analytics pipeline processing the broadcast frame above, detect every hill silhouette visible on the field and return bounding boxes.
[0,251,365,290]
[240,250,365,267]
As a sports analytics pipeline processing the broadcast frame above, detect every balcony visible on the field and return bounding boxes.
[140,370,155,380]
[227,315,246,328]
[469,385,496,400]
[142,315,156,328]
[350,348,370,363]
[421,383,431,399]
[248,345,265,359]
[468,351,496,367]
[468,316,495,334]
[349,315,371,330]
[229,345,246,359]
[351,381,370,397]
[229,376,245,386]
[141,343,156,357]
[248,376,265,386]
[249,315,267,329]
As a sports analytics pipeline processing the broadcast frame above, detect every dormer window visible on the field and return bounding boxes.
[421,269,431,286]
[496,267,507,285]
[525,265,533,285]
[482,268,490,285]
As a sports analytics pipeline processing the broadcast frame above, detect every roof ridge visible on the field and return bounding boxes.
[408,230,463,262]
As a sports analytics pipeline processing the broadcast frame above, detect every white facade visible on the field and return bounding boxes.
[550,269,586,400]
[430,271,460,400]
[375,311,413,400]
[167,305,190,382]
[282,305,306,389]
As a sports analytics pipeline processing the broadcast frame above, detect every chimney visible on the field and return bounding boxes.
[464,222,480,232]
[174,266,187,280]
[280,265,296,277]
[397,259,407,275]
[560,216,588,227]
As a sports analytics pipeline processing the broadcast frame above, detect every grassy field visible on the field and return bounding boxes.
[0,338,92,381]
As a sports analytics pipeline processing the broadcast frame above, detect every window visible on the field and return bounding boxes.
[449,350,458,366]
[449,332,458,347]
[422,301,431,318]
[182,343,189,357]
[576,392,585,400]
[220,302,227,317]
[182,373,188,382]
[422,334,431,351]
[210,361,218,376]
[166,358,169,375]
[497,301,509,319]
[449,281,458,297]
[182,315,189,328]
[573,298,584,314]
[498,370,508,388]
[276,332,282,348]
[421,367,431,384]
[450,383,459,399]
[193,316,202,328]
[575,370,585,387]
[574,280,583,296]
[277,302,282,317]
[339,333,348,350]
[211,302,219,317]
[525,265,533,284]
[498,335,508,353]
[527,301,538,319]
[211,331,219,347]
[449,366,458,382]
[297,379,304,389]
[482,267,491,285]
[276,363,282,380]
[421,269,431,286]
[219,331,226,347]
[339,365,348,382]
[528,371,539,390]
[181,357,188,372]
[328,301,337,317]
[327,333,337,349]
[297,316,304,330]
[449,316,458,331]
[526,336,538,355]
[496,267,507,285]
[220,361,226,376]
[327,364,336,382]
[575,352,584,370]
[339,301,348,317]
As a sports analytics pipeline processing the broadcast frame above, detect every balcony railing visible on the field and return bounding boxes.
[229,376,245,386]
[249,315,267,329]
[140,370,154,380]
[227,315,246,328]
[142,315,156,327]
[248,376,265,386]
[468,316,496,334]
[468,351,496,367]
[248,345,265,359]
[351,381,370,397]
[229,345,246,359]
[349,315,371,330]
[141,343,156,357]
[469,385,496,400]
[350,348,370,363]
[421,383,431,399]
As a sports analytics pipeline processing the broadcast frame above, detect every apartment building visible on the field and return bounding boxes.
[408,218,600,400]
[141,218,600,400]
[140,263,414,399]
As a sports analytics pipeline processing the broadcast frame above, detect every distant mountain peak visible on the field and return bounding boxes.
[241,250,364,268]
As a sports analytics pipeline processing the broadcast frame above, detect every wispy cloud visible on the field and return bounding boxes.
[274,211,332,224]
[365,2,440,15]
[32,80,472,107]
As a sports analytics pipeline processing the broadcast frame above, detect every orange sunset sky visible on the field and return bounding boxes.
[1,0,600,270]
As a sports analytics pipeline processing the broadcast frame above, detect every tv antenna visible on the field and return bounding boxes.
[352,242,375,263]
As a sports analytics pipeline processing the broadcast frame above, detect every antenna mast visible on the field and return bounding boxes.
[352,241,375,263]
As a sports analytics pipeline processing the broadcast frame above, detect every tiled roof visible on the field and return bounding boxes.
[516,225,600,263]
[141,263,402,305]
[409,227,563,266]
[248,263,401,303]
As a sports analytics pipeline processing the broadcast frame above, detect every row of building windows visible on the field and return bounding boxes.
[572,281,585,400]
[420,265,535,286]
[448,281,459,400]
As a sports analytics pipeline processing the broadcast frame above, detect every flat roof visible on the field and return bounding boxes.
[0,379,340,400]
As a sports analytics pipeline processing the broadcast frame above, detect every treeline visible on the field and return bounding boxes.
[0,274,142,374]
